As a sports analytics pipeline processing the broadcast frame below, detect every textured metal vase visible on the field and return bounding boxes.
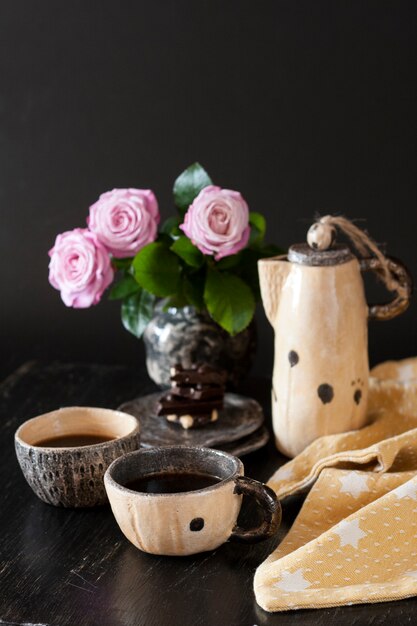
[143,305,256,388]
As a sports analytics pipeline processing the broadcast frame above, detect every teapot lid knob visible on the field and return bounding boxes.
[307,217,336,251]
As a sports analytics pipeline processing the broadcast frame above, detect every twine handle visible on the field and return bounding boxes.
[308,215,410,303]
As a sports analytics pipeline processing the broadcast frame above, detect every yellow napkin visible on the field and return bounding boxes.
[254,358,417,612]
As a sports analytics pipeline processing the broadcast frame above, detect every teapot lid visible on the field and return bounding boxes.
[288,243,353,266]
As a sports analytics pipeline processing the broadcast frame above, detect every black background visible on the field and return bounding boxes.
[1,0,416,380]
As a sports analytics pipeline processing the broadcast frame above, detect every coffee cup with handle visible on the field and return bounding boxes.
[104,445,281,556]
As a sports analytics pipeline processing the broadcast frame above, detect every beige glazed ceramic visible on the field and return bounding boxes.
[104,446,281,556]
[259,244,412,458]
[15,406,140,507]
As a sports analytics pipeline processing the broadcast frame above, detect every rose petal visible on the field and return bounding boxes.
[88,188,160,257]
[179,186,249,259]
[48,228,114,308]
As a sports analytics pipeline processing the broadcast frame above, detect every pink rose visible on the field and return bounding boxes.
[48,228,114,308]
[180,185,250,260]
[87,188,160,258]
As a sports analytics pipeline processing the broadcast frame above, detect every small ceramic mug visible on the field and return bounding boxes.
[104,446,281,556]
[15,406,140,508]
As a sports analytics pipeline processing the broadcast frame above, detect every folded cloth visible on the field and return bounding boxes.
[254,357,417,612]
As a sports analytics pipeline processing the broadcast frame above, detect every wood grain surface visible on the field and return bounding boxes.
[0,362,415,625]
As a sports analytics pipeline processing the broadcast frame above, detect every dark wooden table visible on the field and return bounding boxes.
[0,362,415,626]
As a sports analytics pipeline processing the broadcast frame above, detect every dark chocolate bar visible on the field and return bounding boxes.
[159,362,226,429]
[165,409,219,430]
[170,384,225,400]
[170,369,227,386]
[157,396,223,416]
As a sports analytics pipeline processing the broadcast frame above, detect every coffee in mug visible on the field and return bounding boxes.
[104,445,281,556]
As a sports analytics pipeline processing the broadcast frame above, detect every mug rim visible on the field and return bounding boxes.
[14,406,140,451]
[104,445,243,498]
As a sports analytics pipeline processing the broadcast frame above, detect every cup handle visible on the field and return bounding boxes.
[229,476,282,543]
[360,256,413,321]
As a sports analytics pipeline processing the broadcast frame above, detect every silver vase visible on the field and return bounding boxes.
[143,304,256,388]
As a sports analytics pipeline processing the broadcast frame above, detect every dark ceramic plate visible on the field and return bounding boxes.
[118,392,265,453]
[216,425,270,457]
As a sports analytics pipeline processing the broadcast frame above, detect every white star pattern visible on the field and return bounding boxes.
[333,518,367,549]
[392,479,417,501]
[275,465,294,481]
[273,568,311,592]
[337,472,370,498]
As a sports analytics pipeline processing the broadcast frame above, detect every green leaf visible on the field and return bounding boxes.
[157,233,175,247]
[111,257,133,271]
[237,248,262,300]
[173,162,213,214]
[171,236,204,268]
[121,289,155,338]
[204,269,255,335]
[160,216,181,237]
[183,273,205,309]
[163,292,189,310]
[133,242,181,297]
[215,252,242,270]
[249,212,266,245]
[109,275,141,300]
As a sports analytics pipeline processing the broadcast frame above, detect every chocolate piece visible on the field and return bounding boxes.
[170,384,225,400]
[170,364,227,387]
[159,362,226,429]
[157,397,223,416]
[165,409,219,430]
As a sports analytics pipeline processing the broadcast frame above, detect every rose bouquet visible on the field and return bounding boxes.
[49,163,281,337]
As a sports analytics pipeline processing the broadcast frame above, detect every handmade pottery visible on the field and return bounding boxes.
[143,304,256,387]
[259,244,412,458]
[119,391,265,451]
[104,446,281,556]
[15,407,140,507]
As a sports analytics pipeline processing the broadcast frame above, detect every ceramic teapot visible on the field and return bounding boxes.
[258,222,412,458]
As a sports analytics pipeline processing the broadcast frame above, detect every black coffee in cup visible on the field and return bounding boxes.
[34,433,114,447]
[105,446,281,555]
[123,471,222,494]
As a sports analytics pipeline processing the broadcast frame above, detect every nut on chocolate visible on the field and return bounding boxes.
[157,363,226,429]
